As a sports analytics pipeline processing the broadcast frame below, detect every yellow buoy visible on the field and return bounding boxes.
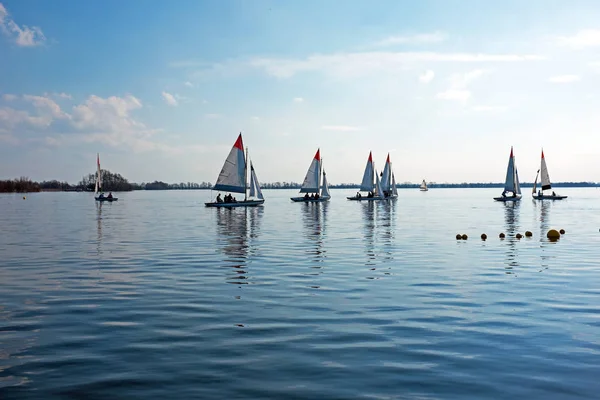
[560,229,565,235]
[516,233,523,239]
[22,196,26,200]
[461,234,468,240]
[481,233,487,240]
[499,233,505,239]
[547,229,560,240]
[525,231,532,237]
[456,234,462,240]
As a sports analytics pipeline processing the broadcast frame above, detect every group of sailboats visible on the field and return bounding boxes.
[494,147,567,202]
[346,152,398,201]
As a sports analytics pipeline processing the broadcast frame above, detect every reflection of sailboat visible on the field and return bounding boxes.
[348,152,385,201]
[291,149,331,202]
[532,149,567,200]
[494,147,522,202]
[503,202,520,273]
[206,133,264,208]
[216,207,263,285]
[96,201,103,256]
[300,202,328,266]
[361,201,377,266]
[420,179,428,191]
[377,200,396,264]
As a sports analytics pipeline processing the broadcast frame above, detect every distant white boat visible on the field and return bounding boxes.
[347,151,385,201]
[380,153,398,199]
[532,149,567,200]
[494,146,522,202]
[420,179,428,191]
[94,153,117,202]
[205,133,264,208]
[291,149,331,202]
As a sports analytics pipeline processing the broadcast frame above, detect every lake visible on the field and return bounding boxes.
[1,188,600,399]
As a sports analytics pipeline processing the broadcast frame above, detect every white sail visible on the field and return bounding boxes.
[503,147,516,193]
[320,169,331,198]
[420,180,427,190]
[375,169,384,198]
[95,153,102,194]
[380,154,391,192]
[540,150,551,191]
[300,149,321,193]
[360,152,375,192]
[214,133,247,194]
[249,162,264,200]
[515,165,521,195]
[392,173,398,196]
[532,170,539,194]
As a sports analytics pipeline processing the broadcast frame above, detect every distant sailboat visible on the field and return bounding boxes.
[291,149,331,202]
[205,133,265,208]
[532,149,567,200]
[380,153,398,199]
[347,152,384,201]
[420,179,428,191]
[94,153,117,202]
[493,146,522,202]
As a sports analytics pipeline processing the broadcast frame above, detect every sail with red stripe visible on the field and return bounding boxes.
[214,133,247,193]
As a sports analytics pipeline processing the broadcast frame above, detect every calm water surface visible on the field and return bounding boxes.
[1,188,600,399]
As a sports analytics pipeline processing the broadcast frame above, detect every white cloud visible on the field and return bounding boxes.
[23,95,70,119]
[435,89,471,102]
[161,91,178,106]
[472,105,508,112]
[248,52,544,79]
[53,92,72,99]
[2,93,17,101]
[548,75,580,83]
[0,107,51,127]
[293,97,304,103]
[419,70,435,83]
[321,125,363,132]
[184,81,193,87]
[0,3,46,47]
[375,31,448,47]
[557,29,600,49]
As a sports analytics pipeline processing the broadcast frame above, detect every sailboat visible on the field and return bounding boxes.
[205,133,265,208]
[291,149,331,202]
[420,179,428,191]
[532,149,567,200]
[347,151,385,201]
[94,153,117,202]
[493,146,522,202]
[380,153,398,199]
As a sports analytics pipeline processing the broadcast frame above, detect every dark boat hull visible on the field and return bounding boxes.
[532,195,568,200]
[205,200,264,208]
[95,197,118,202]
[290,196,330,203]
[493,195,522,202]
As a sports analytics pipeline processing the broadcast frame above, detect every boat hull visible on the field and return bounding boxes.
[532,195,568,200]
[205,200,264,208]
[95,197,118,202]
[347,196,384,201]
[493,196,522,202]
[420,188,428,191]
[290,196,330,203]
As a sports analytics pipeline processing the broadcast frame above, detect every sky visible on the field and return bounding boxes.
[1,0,600,184]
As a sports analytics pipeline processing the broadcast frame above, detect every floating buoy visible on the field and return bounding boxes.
[560,229,565,235]
[525,231,532,237]
[499,233,505,239]
[22,196,26,200]
[481,233,487,240]
[456,234,462,240]
[461,234,468,240]
[516,233,523,239]
[547,229,560,240]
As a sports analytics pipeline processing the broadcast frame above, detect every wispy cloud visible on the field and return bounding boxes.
[161,91,178,106]
[436,69,489,103]
[293,97,304,103]
[472,105,508,112]
[548,74,580,83]
[419,70,435,83]
[248,52,543,79]
[321,125,362,132]
[0,2,46,47]
[374,31,448,47]
[184,81,193,87]
[557,29,600,49]
[2,93,17,101]
[435,90,471,102]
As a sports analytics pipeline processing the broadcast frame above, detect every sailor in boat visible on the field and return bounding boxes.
[315,193,320,200]
[501,190,507,198]
[216,193,223,203]
[367,191,374,198]
[552,191,556,196]
[304,193,310,200]
[107,192,113,199]
[356,192,361,199]
[98,193,105,199]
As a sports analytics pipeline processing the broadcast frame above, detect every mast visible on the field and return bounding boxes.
[318,156,322,194]
[244,144,248,201]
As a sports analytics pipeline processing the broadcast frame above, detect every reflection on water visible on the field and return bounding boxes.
[503,202,520,273]
[377,200,396,264]
[96,201,103,256]
[216,207,263,285]
[301,202,328,266]
[361,202,376,267]
[534,199,552,268]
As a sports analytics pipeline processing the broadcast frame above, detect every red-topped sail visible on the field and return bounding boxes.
[368,151,372,162]
[541,149,545,159]
[314,148,321,161]
[233,133,244,151]
[386,153,390,163]
[510,146,513,158]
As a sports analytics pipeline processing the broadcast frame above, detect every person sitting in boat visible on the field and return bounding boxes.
[98,193,105,199]
[216,193,223,203]
[232,197,237,202]
[107,192,113,199]
[501,190,507,198]
[356,192,361,199]
[315,193,320,200]
[368,191,374,198]
[552,191,556,196]
[224,194,231,202]
[304,193,309,200]
[538,190,542,197]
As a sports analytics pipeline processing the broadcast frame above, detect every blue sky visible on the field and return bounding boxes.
[1,0,600,184]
